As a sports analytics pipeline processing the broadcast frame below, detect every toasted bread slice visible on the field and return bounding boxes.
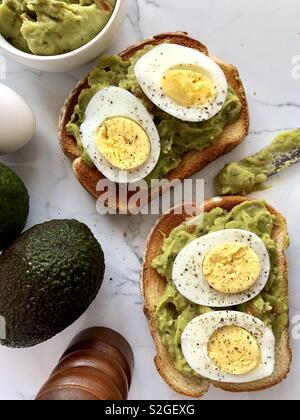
[58,32,249,210]
[141,196,291,397]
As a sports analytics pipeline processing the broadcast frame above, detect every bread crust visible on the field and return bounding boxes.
[141,196,291,397]
[58,32,249,210]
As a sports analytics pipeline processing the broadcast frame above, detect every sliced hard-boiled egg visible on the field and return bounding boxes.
[80,87,161,183]
[134,43,228,122]
[181,311,275,383]
[172,229,270,307]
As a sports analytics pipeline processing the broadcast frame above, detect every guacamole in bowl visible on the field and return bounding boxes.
[0,0,116,56]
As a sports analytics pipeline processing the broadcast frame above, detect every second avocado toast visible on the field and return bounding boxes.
[141,196,291,397]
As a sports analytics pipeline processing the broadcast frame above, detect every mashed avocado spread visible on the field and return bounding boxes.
[0,0,116,55]
[152,201,289,376]
[216,129,300,195]
[66,45,242,181]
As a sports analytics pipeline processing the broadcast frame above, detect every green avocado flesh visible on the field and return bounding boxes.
[0,0,116,55]
[0,162,29,251]
[215,128,300,195]
[66,45,242,181]
[0,219,105,348]
[152,201,289,376]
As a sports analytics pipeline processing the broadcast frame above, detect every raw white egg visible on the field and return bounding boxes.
[80,86,161,184]
[181,311,275,383]
[134,43,228,122]
[172,229,270,307]
[0,84,36,155]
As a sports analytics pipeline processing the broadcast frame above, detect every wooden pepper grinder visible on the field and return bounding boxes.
[35,327,134,400]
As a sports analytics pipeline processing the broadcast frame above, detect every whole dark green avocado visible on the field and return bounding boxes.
[0,162,29,251]
[0,219,105,348]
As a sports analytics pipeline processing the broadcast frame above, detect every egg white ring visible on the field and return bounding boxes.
[172,229,271,307]
[80,87,161,184]
[134,43,228,122]
[181,311,275,383]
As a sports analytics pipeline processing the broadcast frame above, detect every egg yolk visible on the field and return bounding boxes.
[208,325,260,375]
[97,117,151,171]
[161,68,216,108]
[202,242,261,294]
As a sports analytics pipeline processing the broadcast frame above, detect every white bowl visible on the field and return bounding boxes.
[0,0,127,72]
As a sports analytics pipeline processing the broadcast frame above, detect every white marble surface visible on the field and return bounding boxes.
[0,0,300,400]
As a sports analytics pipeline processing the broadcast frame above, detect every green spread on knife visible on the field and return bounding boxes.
[215,128,300,195]
[0,0,116,55]
[152,201,289,376]
[66,45,242,182]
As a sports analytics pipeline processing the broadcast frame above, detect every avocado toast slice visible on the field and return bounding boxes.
[141,196,291,397]
[58,32,249,211]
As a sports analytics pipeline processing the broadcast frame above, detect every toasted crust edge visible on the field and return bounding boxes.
[141,196,291,397]
[58,32,249,210]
